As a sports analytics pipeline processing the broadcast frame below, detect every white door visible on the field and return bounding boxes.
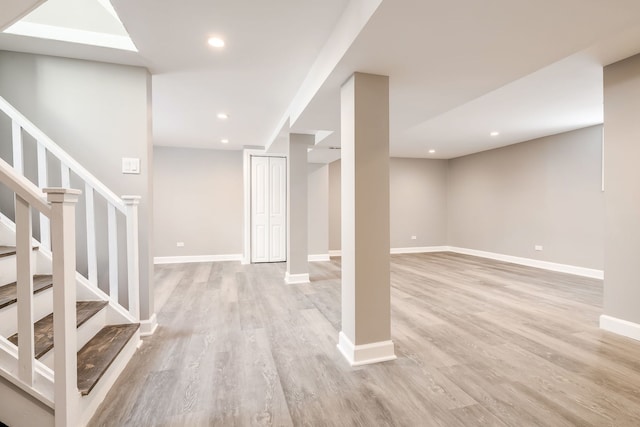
[251,156,286,263]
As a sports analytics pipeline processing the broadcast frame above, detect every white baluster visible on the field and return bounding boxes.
[15,194,34,386]
[12,120,23,174]
[107,203,119,302]
[45,188,81,427]
[85,183,98,286]
[61,164,71,188]
[123,196,140,320]
[37,143,51,250]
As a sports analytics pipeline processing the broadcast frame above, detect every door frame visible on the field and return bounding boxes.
[242,148,287,264]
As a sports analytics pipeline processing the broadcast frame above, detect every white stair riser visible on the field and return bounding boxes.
[0,287,53,337]
[39,307,108,370]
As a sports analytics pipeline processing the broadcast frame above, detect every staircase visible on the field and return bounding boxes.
[0,96,143,427]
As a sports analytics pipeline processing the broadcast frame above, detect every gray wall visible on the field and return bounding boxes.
[329,158,449,251]
[154,148,330,258]
[0,50,154,320]
[329,159,341,251]
[447,125,604,269]
[154,147,243,257]
[308,163,329,256]
[603,53,640,323]
[390,158,448,248]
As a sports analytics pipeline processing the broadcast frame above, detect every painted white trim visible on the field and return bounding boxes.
[140,314,158,337]
[308,254,331,262]
[284,272,310,284]
[390,246,449,254]
[153,254,242,265]
[600,315,640,342]
[328,249,342,257]
[337,331,396,367]
[447,246,604,279]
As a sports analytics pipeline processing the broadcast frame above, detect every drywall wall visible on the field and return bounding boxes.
[308,163,329,256]
[390,158,448,248]
[603,53,640,324]
[154,148,329,258]
[154,147,244,257]
[328,158,449,251]
[0,50,154,320]
[447,125,604,270]
[329,159,341,251]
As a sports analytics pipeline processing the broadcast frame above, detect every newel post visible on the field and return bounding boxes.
[44,188,81,427]
[122,195,141,320]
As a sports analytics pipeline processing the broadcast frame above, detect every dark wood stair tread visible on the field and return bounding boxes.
[0,275,53,309]
[77,323,139,396]
[0,246,17,258]
[8,301,109,359]
[0,245,39,259]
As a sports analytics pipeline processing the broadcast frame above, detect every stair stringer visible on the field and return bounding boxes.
[0,336,55,427]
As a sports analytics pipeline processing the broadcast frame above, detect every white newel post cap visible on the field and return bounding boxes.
[122,195,142,205]
[43,187,82,204]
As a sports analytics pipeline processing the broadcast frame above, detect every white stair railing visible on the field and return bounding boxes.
[0,95,140,320]
[0,157,80,427]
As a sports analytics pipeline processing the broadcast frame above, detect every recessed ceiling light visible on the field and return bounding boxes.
[428,149,436,154]
[490,131,500,136]
[221,139,229,144]
[217,113,228,120]
[208,37,225,48]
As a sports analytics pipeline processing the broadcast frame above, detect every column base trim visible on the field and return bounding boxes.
[600,315,640,342]
[140,313,158,337]
[337,331,396,366]
[284,272,310,284]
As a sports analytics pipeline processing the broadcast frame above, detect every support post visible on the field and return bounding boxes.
[15,194,34,385]
[123,195,141,320]
[337,73,396,366]
[45,187,81,427]
[285,133,313,284]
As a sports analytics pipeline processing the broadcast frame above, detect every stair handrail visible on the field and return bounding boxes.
[0,157,50,214]
[0,157,80,427]
[0,95,125,213]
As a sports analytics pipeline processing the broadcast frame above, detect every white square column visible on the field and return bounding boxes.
[285,133,313,284]
[337,72,396,366]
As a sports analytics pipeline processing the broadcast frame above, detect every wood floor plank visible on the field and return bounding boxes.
[89,254,640,426]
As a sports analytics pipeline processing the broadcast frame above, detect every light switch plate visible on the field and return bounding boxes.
[122,157,141,174]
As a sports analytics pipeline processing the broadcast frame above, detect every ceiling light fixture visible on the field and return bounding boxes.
[221,139,229,144]
[428,149,436,154]
[217,113,229,120]
[208,37,225,48]
[490,131,500,136]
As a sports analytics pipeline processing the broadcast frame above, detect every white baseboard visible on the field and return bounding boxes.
[337,331,397,367]
[447,246,604,279]
[284,272,310,284]
[600,315,640,342]
[309,254,331,262]
[154,254,242,265]
[140,313,158,337]
[390,246,449,254]
[329,246,448,257]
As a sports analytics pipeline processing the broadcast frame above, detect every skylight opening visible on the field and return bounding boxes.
[3,0,137,52]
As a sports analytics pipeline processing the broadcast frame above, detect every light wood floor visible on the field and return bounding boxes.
[89,253,640,426]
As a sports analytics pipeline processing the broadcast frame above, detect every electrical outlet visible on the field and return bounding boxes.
[177,242,185,247]
[534,245,543,251]
[411,236,417,240]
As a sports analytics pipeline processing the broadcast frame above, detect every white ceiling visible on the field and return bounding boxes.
[295,0,640,160]
[2,1,640,161]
